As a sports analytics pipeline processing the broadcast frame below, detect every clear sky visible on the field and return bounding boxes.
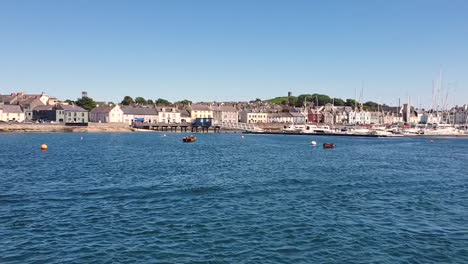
[0,0,467,107]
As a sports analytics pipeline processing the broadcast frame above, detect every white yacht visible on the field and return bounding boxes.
[422,124,462,136]
[283,124,305,133]
[301,125,333,134]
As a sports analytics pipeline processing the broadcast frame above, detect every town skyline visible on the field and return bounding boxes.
[1,89,465,112]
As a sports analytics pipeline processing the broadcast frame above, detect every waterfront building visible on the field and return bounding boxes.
[212,104,239,125]
[383,111,402,124]
[400,104,421,124]
[57,105,89,124]
[290,111,307,124]
[322,111,334,124]
[454,105,468,124]
[308,107,324,124]
[369,111,384,125]
[180,109,192,123]
[32,104,88,124]
[2,92,51,106]
[32,105,55,122]
[267,112,293,123]
[347,109,371,125]
[421,111,442,124]
[190,104,213,119]
[0,103,25,122]
[89,105,124,123]
[122,106,159,125]
[20,98,46,121]
[240,109,268,124]
[333,107,347,124]
[156,106,181,123]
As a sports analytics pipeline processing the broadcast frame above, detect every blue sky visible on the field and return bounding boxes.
[0,0,467,107]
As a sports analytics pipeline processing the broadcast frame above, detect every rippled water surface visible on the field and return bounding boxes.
[1,133,467,263]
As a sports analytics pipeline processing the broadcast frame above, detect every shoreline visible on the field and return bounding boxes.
[0,123,242,134]
[243,131,468,138]
[0,123,135,133]
[1,123,467,138]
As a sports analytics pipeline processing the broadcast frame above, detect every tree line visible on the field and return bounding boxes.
[65,96,192,111]
[267,94,386,111]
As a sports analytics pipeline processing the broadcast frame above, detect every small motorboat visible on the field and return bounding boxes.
[323,143,335,149]
[183,135,197,143]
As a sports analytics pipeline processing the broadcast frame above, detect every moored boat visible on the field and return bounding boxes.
[183,135,197,143]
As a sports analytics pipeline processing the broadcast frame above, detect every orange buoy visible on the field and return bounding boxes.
[41,144,48,151]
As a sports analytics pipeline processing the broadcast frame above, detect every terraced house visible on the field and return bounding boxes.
[90,105,124,123]
[0,103,25,122]
[189,104,213,119]
[121,106,158,125]
[240,109,268,124]
[58,105,89,124]
[212,104,238,124]
[156,107,181,123]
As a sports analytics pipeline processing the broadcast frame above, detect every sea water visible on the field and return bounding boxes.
[0,133,467,263]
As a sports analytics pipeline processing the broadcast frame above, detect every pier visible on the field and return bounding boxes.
[132,122,222,133]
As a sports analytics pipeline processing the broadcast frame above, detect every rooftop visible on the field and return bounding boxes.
[121,106,158,115]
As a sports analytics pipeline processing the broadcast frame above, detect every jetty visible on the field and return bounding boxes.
[132,122,222,133]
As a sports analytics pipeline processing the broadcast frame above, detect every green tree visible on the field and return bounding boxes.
[146,99,154,105]
[311,94,333,106]
[64,99,75,104]
[121,96,134,105]
[364,101,379,111]
[295,94,312,107]
[255,98,262,102]
[75,96,97,111]
[345,99,358,107]
[135,97,147,105]
[175,99,192,106]
[288,96,297,106]
[333,98,345,106]
[156,98,171,106]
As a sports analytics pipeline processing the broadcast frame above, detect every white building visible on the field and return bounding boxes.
[89,105,124,123]
[267,112,293,123]
[190,104,213,119]
[240,110,268,124]
[121,106,159,125]
[347,109,370,125]
[0,104,25,122]
[212,105,239,124]
[156,107,181,123]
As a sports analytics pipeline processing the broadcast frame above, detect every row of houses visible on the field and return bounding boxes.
[90,105,183,124]
[89,104,240,125]
[240,103,468,125]
[2,91,467,126]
